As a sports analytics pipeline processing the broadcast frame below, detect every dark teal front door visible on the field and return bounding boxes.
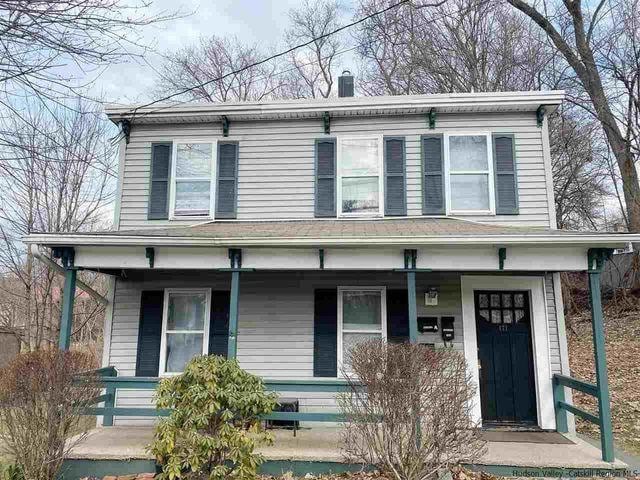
[475,291,537,425]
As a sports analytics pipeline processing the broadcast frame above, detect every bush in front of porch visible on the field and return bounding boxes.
[0,349,98,480]
[150,355,277,480]
[339,342,485,480]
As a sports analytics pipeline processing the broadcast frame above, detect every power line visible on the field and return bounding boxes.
[126,0,449,120]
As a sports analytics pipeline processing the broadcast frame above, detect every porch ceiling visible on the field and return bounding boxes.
[23,217,640,248]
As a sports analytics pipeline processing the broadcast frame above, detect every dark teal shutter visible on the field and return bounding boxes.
[209,291,230,357]
[313,289,337,377]
[384,137,407,216]
[216,142,239,219]
[493,134,519,215]
[135,291,164,377]
[421,134,445,215]
[314,139,336,217]
[386,289,409,343]
[148,143,171,220]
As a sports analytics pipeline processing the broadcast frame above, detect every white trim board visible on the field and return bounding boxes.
[460,275,555,430]
[69,245,590,272]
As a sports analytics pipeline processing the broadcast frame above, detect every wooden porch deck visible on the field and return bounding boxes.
[64,426,627,478]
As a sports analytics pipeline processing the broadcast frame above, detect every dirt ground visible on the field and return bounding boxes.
[567,293,640,457]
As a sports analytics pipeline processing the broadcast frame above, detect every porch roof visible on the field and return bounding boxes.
[24,217,640,248]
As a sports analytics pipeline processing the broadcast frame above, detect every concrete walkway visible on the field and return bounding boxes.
[68,426,628,469]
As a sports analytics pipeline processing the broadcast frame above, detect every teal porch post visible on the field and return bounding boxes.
[404,249,418,343]
[588,248,614,462]
[54,247,76,351]
[227,249,242,359]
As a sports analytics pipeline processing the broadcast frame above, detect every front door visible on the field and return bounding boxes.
[475,291,537,425]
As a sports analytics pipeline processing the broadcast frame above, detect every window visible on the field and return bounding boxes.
[338,136,384,216]
[170,142,215,218]
[159,289,211,375]
[338,287,387,373]
[446,134,494,214]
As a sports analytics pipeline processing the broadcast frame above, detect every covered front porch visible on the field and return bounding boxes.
[25,218,639,472]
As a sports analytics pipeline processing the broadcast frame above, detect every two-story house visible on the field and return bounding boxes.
[25,78,639,467]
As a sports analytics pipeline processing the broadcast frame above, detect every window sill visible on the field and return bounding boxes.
[449,210,494,216]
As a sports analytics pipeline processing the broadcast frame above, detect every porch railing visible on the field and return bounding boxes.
[81,367,350,426]
[553,373,613,462]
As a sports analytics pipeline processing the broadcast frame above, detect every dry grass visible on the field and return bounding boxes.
[567,292,640,456]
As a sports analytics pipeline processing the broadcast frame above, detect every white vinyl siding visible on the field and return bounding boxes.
[117,112,552,229]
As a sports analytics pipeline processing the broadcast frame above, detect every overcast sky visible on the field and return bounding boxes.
[94,0,352,105]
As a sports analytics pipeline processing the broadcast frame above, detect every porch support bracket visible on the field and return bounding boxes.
[498,247,507,270]
[427,108,436,129]
[319,248,325,269]
[587,247,615,462]
[536,105,546,128]
[404,249,419,343]
[323,111,330,134]
[222,116,230,137]
[52,247,76,351]
[145,247,155,268]
[227,248,243,359]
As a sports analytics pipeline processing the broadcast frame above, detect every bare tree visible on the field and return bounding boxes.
[355,0,550,95]
[155,36,284,102]
[550,109,611,230]
[0,98,115,350]
[284,0,344,99]
[0,0,177,107]
[339,341,485,480]
[506,0,640,232]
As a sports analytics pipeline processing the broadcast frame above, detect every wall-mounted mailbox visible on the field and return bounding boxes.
[418,316,438,333]
[441,316,455,341]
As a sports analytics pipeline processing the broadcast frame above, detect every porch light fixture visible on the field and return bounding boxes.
[424,287,438,306]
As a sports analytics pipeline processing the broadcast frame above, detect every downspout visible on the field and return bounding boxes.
[30,244,109,306]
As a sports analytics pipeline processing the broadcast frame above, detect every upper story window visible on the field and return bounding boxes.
[337,136,384,216]
[170,142,215,218]
[446,134,495,214]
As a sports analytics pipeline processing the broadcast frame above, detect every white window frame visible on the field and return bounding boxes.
[159,288,212,376]
[444,132,495,215]
[169,140,217,220]
[337,135,385,218]
[337,286,387,375]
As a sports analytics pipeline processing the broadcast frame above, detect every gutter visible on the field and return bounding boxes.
[30,244,109,306]
[104,90,566,123]
[23,232,640,248]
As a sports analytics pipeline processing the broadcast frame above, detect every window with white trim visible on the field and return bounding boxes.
[337,136,384,216]
[160,289,211,375]
[446,134,494,214]
[170,142,215,218]
[338,287,387,373]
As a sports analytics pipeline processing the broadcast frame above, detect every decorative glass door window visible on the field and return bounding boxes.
[338,287,386,374]
[447,134,494,213]
[338,137,383,215]
[171,142,214,217]
[160,289,211,374]
[476,291,530,325]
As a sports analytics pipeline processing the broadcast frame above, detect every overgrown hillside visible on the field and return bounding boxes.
[566,285,640,456]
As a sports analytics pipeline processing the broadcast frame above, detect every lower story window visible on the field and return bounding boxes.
[338,287,387,374]
[160,289,211,375]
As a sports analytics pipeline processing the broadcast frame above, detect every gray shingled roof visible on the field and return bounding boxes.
[93,218,576,239]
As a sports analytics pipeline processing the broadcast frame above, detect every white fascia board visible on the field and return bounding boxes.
[24,232,640,248]
[104,91,565,123]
